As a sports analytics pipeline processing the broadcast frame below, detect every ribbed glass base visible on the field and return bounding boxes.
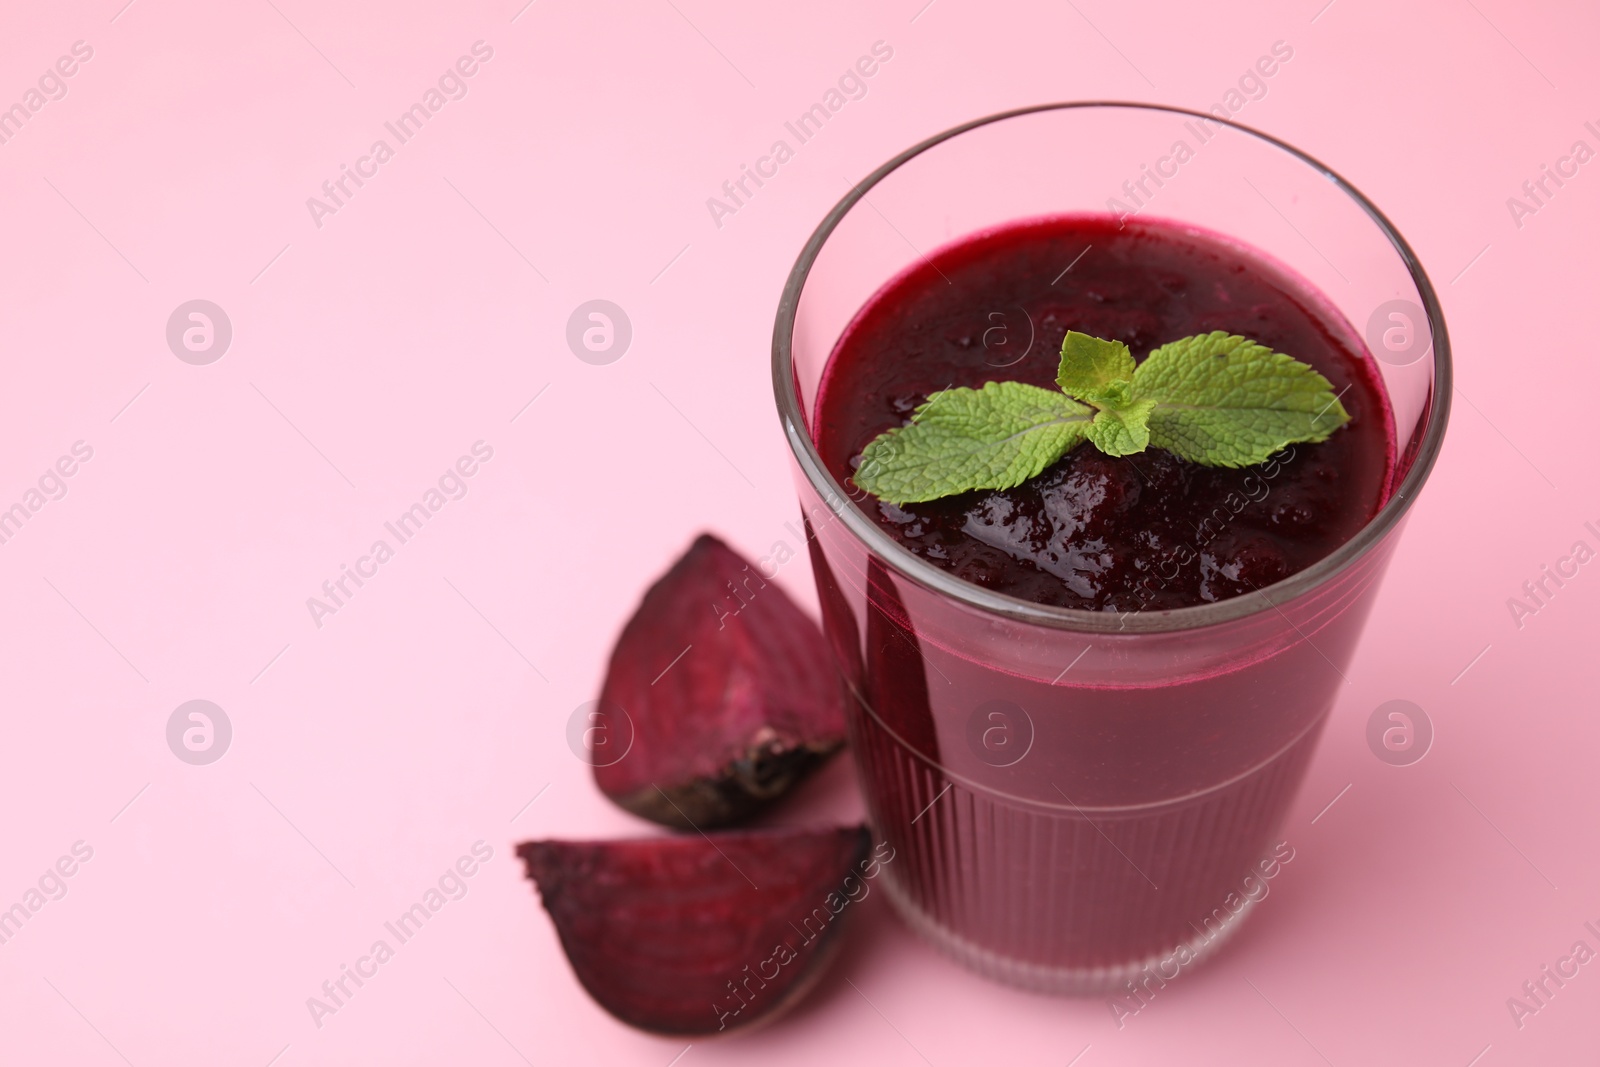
[878,857,1259,995]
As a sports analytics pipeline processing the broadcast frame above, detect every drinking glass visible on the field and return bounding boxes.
[771,103,1450,992]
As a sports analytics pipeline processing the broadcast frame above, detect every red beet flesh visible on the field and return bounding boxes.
[518,827,874,1035]
[594,534,847,829]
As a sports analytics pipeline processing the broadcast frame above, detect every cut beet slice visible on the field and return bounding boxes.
[593,533,847,829]
[518,826,874,1035]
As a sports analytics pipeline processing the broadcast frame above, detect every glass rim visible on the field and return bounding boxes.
[771,101,1452,635]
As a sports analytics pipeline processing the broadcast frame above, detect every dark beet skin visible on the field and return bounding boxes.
[594,534,847,829]
[815,215,1394,612]
[518,828,874,1035]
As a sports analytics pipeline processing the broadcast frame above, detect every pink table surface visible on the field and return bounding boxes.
[0,0,1595,1064]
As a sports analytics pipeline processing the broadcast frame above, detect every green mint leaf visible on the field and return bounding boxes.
[851,328,1353,506]
[853,381,1092,505]
[1083,398,1157,457]
[1134,331,1351,467]
[1057,331,1136,410]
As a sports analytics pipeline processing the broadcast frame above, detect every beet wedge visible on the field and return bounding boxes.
[594,533,847,829]
[519,827,875,1035]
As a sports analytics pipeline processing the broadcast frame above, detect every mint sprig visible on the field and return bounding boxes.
[854,330,1350,505]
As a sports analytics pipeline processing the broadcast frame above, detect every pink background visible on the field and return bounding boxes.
[0,0,1595,1064]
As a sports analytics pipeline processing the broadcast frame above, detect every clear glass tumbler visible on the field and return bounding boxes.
[771,103,1449,993]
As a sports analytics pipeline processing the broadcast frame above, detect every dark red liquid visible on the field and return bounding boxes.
[816,214,1393,612]
[802,216,1399,984]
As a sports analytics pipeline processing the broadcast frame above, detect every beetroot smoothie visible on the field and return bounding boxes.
[804,214,1396,987]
